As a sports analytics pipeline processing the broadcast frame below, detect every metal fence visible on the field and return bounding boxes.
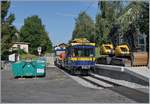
[44,53,56,65]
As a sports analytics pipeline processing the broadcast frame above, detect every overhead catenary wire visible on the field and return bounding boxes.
[55,1,98,18]
[83,1,97,13]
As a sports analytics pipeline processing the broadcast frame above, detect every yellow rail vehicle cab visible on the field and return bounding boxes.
[65,38,96,71]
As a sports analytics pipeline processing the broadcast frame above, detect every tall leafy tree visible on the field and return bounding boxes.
[72,12,95,42]
[20,15,52,54]
[95,1,149,51]
[116,1,149,51]
[138,2,149,51]
[95,1,123,45]
[1,1,17,60]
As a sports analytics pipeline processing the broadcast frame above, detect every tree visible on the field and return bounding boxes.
[137,2,149,51]
[95,1,123,46]
[95,1,149,51]
[20,15,52,54]
[72,12,95,42]
[95,15,110,45]
[1,1,17,60]
[116,1,149,51]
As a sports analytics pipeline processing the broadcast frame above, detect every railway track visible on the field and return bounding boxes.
[89,73,119,88]
[57,68,121,89]
[79,73,121,89]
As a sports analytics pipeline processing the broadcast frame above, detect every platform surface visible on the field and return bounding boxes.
[125,67,149,82]
[96,64,149,82]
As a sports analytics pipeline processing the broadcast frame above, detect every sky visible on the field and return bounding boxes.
[9,1,99,46]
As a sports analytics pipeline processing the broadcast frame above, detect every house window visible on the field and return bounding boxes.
[120,38,123,43]
[139,37,144,44]
[138,35,146,51]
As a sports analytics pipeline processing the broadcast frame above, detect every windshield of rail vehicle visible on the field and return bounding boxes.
[73,47,95,57]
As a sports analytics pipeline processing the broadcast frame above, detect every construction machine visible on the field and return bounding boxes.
[100,44,114,56]
[96,43,148,67]
[110,44,131,66]
[96,43,114,65]
[114,44,148,66]
[131,51,148,66]
[114,44,130,57]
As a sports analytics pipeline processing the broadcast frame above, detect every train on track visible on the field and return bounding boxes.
[54,38,96,75]
[54,37,148,75]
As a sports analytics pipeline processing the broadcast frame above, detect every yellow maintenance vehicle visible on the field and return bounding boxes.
[96,43,148,67]
[100,44,114,55]
[115,44,130,57]
[96,43,114,65]
[110,44,131,66]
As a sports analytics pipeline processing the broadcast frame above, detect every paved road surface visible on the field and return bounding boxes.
[1,66,149,103]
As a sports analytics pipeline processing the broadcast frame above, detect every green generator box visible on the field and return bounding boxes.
[11,60,46,78]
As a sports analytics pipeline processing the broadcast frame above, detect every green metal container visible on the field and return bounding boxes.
[11,60,46,78]
[12,61,24,77]
[35,60,46,76]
